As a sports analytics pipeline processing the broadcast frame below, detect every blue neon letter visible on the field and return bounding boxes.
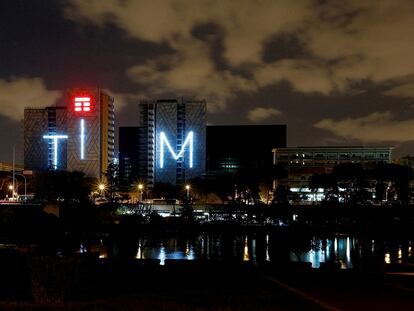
[160,131,194,168]
[43,134,68,169]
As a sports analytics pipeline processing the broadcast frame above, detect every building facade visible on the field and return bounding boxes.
[66,87,115,179]
[272,146,393,201]
[24,87,114,180]
[119,126,142,187]
[138,98,206,188]
[24,106,67,171]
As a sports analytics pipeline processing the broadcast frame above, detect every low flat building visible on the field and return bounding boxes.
[272,146,393,202]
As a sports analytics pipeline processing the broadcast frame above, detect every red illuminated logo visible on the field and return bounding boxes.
[74,97,91,112]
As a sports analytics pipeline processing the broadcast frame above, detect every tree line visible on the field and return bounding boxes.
[308,163,414,205]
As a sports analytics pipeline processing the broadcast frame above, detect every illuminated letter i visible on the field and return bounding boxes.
[80,119,85,160]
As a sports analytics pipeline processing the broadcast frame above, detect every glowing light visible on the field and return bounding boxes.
[346,237,351,268]
[385,252,391,264]
[80,119,85,160]
[265,234,270,262]
[74,96,92,112]
[43,134,68,169]
[159,131,194,168]
[158,244,166,265]
[243,237,250,261]
[136,241,145,259]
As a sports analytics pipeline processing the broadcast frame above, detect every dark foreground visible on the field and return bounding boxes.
[2,255,414,311]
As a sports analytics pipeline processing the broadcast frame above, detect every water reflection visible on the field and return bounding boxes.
[243,237,249,261]
[136,241,144,259]
[265,235,270,262]
[84,234,414,269]
[385,252,391,264]
[158,244,166,265]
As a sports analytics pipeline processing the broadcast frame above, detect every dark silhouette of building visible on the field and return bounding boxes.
[119,126,142,187]
[206,125,287,174]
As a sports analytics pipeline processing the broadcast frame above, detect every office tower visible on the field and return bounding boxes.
[24,87,115,180]
[119,126,141,186]
[24,106,67,171]
[139,98,206,187]
[66,87,115,179]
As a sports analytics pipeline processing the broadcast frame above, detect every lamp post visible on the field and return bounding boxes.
[14,173,27,201]
[138,184,143,202]
[12,145,15,201]
[98,183,105,197]
[185,184,190,199]
[8,184,13,199]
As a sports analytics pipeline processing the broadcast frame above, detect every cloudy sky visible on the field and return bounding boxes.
[1,0,414,162]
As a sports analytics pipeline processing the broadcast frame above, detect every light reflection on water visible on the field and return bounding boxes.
[84,235,414,269]
[243,237,249,261]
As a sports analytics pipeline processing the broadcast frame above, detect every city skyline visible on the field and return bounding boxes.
[1,0,414,163]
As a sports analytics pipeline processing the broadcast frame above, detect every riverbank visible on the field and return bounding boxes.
[2,259,414,310]
[0,259,327,311]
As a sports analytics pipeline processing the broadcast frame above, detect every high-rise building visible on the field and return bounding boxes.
[138,98,206,187]
[24,106,67,171]
[23,87,115,180]
[119,126,142,186]
[66,87,115,179]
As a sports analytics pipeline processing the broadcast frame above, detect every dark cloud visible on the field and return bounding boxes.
[262,33,308,63]
[1,0,414,162]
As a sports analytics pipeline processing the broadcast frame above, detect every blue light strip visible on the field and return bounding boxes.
[159,131,194,168]
[43,134,68,169]
[80,119,85,160]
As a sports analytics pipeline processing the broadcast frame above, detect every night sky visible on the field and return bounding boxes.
[1,0,414,163]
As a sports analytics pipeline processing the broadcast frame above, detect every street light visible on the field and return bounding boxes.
[14,173,27,201]
[98,183,105,197]
[8,185,13,200]
[185,184,190,199]
[138,184,143,202]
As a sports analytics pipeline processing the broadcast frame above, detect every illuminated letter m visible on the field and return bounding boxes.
[159,131,194,168]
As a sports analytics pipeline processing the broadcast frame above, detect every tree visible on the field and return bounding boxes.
[373,163,414,204]
[309,173,338,203]
[332,163,368,203]
[273,184,290,204]
[258,182,272,204]
[152,182,179,199]
[104,162,120,203]
[34,170,91,205]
